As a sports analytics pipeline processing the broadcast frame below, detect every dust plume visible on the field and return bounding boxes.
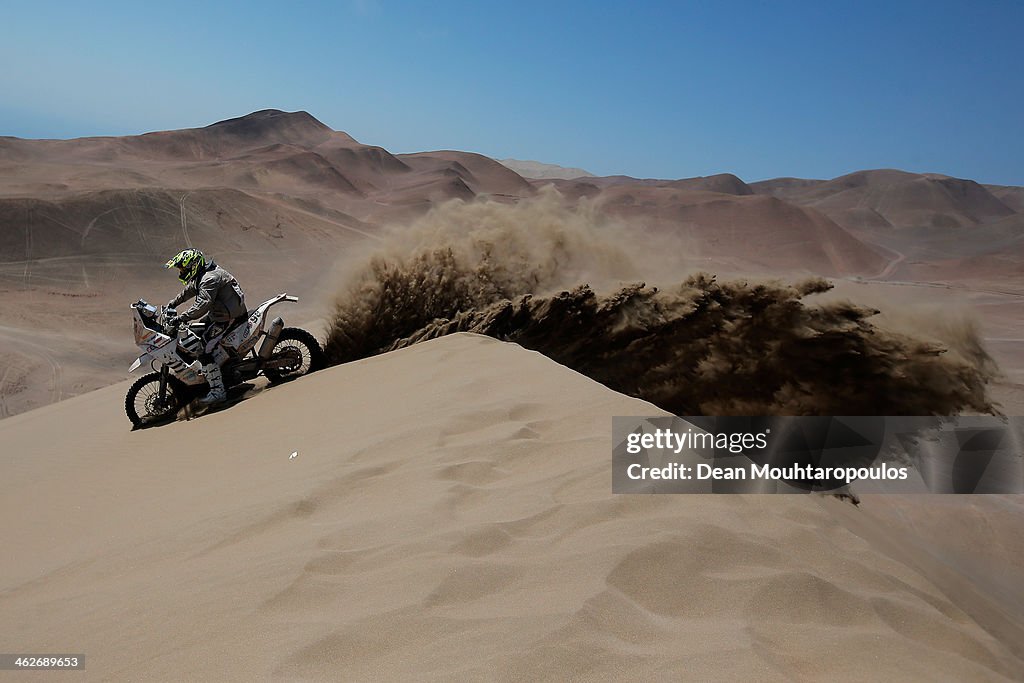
[324,191,998,416]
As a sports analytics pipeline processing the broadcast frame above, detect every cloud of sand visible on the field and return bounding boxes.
[324,189,998,416]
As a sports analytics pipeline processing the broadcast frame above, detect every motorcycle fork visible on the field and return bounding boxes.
[158,365,169,403]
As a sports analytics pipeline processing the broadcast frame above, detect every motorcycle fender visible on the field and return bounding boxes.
[225,293,299,352]
[129,353,153,373]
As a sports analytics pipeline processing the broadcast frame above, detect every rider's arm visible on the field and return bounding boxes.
[168,282,197,308]
[179,276,218,321]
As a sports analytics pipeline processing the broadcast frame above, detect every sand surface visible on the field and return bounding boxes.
[2,334,1023,681]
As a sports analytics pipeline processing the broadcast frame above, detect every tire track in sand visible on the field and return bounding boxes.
[0,365,12,418]
[0,326,65,407]
[180,191,194,248]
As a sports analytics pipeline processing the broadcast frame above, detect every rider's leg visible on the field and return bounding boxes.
[197,354,227,405]
[211,345,230,366]
[197,319,230,405]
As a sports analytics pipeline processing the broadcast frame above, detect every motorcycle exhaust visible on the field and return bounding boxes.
[258,317,285,360]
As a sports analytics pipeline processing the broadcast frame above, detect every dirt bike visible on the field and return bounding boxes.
[125,294,325,427]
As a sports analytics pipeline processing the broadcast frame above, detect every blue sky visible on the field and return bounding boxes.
[2,1,1021,184]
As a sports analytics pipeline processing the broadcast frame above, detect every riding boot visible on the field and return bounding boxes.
[198,362,227,405]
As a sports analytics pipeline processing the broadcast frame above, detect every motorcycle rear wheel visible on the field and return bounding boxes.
[126,371,187,428]
[264,328,326,384]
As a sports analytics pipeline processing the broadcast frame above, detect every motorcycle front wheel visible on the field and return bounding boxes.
[125,371,187,428]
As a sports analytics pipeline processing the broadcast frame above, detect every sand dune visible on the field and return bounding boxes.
[2,333,1022,680]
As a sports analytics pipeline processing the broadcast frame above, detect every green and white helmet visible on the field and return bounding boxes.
[165,248,206,284]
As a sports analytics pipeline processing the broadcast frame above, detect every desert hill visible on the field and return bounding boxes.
[593,185,886,275]
[752,169,1015,231]
[748,176,827,197]
[399,150,536,197]
[2,333,1022,680]
[749,169,1024,286]
[984,184,1024,213]
[0,109,340,164]
[664,173,754,195]
[1,110,1023,418]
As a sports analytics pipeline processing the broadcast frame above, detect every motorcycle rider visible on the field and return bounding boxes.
[164,248,247,406]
